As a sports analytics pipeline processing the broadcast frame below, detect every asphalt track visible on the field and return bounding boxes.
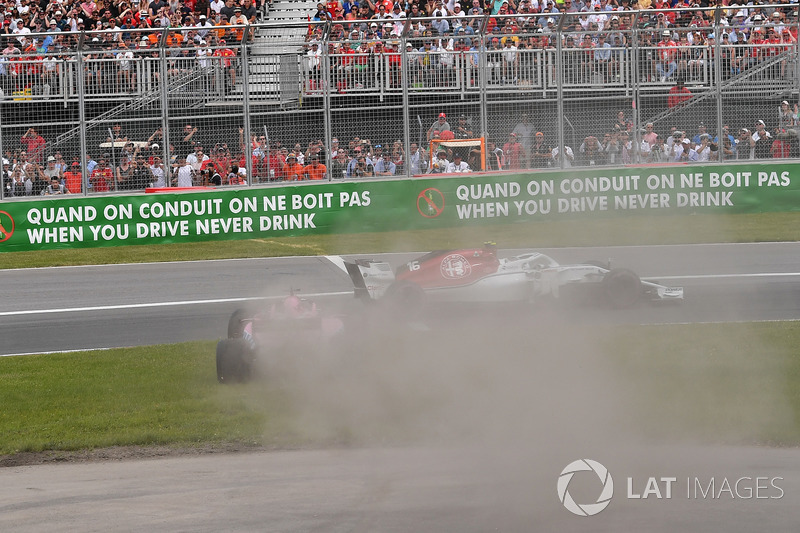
[2,242,800,532]
[1,242,799,356]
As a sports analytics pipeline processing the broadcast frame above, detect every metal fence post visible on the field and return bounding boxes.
[241,36,253,185]
[158,30,171,186]
[322,23,333,179]
[76,34,89,196]
[555,18,565,169]
[479,17,489,169]
[400,27,411,177]
[713,7,724,160]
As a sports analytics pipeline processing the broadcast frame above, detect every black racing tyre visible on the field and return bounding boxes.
[385,280,426,310]
[216,338,253,383]
[602,268,642,309]
[227,308,248,339]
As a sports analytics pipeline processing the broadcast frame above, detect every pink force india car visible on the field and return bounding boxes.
[216,291,344,383]
[339,243,683,309]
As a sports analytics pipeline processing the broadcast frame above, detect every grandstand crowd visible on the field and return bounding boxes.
[3,100,798,196]
[0,0,798,194]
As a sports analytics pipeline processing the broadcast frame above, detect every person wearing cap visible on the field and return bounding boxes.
[692,122,709,145]
[213,37,237,92]
[778,100,798,131]
[751,120,772,159]
[303,153,327,180]
[428,148,450,174]
[428,112,451,141]
[676,137,699,162]
[43,155,62,181]
[282,152,304,181]
[445,151,471,173]
[656,29,678,82]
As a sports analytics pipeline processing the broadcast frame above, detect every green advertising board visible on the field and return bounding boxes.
[0,161,798,252]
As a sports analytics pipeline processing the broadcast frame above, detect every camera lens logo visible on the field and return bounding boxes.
[557,459,614,517]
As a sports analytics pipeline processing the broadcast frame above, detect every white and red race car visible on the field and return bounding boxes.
[338,244,683,309]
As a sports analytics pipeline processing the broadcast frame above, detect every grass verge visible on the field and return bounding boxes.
[2,211,799,269]
[1,321,799,456]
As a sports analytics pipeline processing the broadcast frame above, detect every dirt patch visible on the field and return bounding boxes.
[0,442,274,468]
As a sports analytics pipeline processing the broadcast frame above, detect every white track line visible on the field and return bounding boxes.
[0,291,353,317]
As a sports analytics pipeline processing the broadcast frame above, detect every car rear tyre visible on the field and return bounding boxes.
[227,308,248,339]
[385,280,426,310]
[216,338,253,383]
[603,268,641,308]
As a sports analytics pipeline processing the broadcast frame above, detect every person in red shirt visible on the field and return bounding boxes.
[656,30,678,82]
[213,39,237,92]
[20,128,46,165]
[64,161,83,194]
[90,157,113,192]
[303,155,327,180]
[667,78,692,109]
[502,132,524,170]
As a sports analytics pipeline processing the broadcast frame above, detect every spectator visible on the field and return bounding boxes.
[677,138,699,162]
[530,131,552,168]
[445,152,471,173]
[283,152,304,181]
[90,156,113,192]
[551,144,575,168]
[580,135,605,166]
[187,145,209,172]
[487,141,503,171]
[512,114,534,166]
[20,127,46,164]
[429,148,449,173]
[304,154,327,180]
[173,156,194,187]
[43,176,69,195]
[374,152,397,176]
[502,132,524,170]
[150,155,167,187]
[428,112,450,141]
[752,120,772,159]
[656,29,678,82]
[64,161,83,193]
[667,78,692,108]
[408,143,428,175]
[778,100,798,130]
[351,155,374,177]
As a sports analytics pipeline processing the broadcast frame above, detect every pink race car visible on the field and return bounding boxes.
[215,292,344,383]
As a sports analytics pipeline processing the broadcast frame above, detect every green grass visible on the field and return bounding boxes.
[2,322,800,455]
[2,211,799,269]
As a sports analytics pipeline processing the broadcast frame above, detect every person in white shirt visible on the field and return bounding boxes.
[551,145,575,167]
[187,146,209,172]
[445,153,471,172]
[174,157,194,187]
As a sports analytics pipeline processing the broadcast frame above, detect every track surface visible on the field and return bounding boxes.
[1,242,799,355]
[2,242,799,532]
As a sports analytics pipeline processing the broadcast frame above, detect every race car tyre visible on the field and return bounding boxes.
[385,280,426,311]
[603,268,642,308]
[227,308,248,339]
[216,338,253,383]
